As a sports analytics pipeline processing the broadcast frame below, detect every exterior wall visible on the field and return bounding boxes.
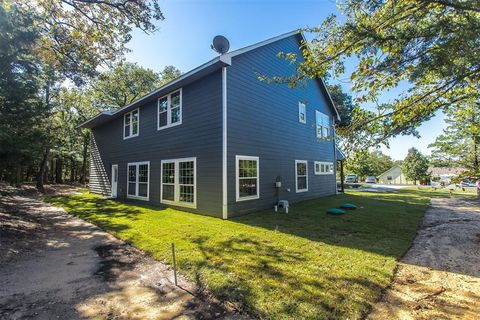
[226,36,337,217]
[378,166,413,185]
[89,71,224,217]
[89,134,111,195]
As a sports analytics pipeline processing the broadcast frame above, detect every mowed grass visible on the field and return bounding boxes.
[45,187,474,319]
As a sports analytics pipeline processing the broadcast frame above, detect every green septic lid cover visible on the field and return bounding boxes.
[327,208,346,215]
[340,203,357,209]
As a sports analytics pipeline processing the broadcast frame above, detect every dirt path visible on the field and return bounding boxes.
[369,197,480,320]
[0,186,240,319]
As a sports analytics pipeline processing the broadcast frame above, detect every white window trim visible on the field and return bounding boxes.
[126,161,150,201]
[295,160,308,193]
[314,161,334,175]
[298,102,306,124]
[157,88,182,131]
[123,108,139,140]
[236,155,260,202]
[316,110,330,138]
[160,157,197,209]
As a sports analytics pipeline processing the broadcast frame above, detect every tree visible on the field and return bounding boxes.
[92,63,181,109]
[345,149,393,180]
[15,0,164,83]
[5,0,164,191]
[159,65,182,86]
[402,148,429,184]
[0,2,48,186]
[288,0,480,148]
[327,84,354,128]
[93,62,160,109]
[429,102,479,175]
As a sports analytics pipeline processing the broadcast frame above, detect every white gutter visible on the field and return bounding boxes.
[222,66,228,219]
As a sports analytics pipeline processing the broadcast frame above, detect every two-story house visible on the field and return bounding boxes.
[78,31,341,219]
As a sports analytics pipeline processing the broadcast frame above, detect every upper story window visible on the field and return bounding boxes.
[298,102,306,123]
[158,89,182,130]
[315,161,334,175]
[316,110,330,138]
[124,109,139,139]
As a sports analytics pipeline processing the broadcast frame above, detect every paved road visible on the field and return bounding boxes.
[0,187,239,319]
[369,197,480,319]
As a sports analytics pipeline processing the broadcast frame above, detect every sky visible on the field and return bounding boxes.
[124,0,446,160]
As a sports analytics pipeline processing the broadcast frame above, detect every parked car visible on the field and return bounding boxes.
[345,174,358,183]
[365,176,377,183]
[459,180,476,187]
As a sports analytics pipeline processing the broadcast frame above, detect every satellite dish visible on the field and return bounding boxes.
[211,35,230,54]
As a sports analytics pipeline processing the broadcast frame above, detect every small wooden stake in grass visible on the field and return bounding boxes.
[171,242,178,286]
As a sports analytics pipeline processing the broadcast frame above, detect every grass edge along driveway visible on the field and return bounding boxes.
[46,188,473,319]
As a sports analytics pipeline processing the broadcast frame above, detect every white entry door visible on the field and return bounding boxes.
[111,164,118,198]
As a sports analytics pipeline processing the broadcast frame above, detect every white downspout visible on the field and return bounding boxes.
[222,66,228,219]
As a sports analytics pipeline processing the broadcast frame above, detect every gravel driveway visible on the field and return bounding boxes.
[369,197,480,319]
[0,186,240,319]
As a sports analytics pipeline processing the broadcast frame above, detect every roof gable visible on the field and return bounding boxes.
[79,31,340,129]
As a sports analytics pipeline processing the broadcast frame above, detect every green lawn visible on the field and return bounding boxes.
[45,187,474,319]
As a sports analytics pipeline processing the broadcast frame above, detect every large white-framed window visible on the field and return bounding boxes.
[298,102,306,124]
[158,89,182,130]
[161,157,196,208]
[314,161,334,175]
[236,155,259,201]
[124,108,139,139]
[127,161,149,200]
[295,160,308,192]
[316,110,330,138]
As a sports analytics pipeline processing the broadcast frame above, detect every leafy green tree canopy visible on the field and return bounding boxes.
[429,102,479,175]
[327,84,354,128]
[292,0,480,147]
[345,149,394,180]
[0,2,48,184]
[402,147,429,184]
[14,0,164,82]
[92,63,181,109]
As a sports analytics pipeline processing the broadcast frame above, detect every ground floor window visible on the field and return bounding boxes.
[314,161,334,175]
[236,155,259,201]
[295,160,308,192]
[161,157,196,208]
[127,161,149,200]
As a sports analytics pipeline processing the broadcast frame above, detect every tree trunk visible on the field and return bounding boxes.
[70,157,76,182]
[36,148,50,193]
[80,133,89,185]
[15,165,22,187]
[49,158,55,183]
[55,156,63,184]
[473,134,479,174]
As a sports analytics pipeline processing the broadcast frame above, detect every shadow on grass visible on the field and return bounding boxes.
[184,234,387,318]
[45,195,147,234]
[44,189,478,319]
[232,189,435,258]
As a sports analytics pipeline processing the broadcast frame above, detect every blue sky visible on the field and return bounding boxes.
[125,0,445,160]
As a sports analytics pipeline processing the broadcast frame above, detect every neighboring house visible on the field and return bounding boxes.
[377,165,414,185]
[79,31,341,219]
[428,167,466,184]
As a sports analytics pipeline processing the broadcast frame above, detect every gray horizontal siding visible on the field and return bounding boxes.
[226,35,337,217]
[89,71,223,217]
